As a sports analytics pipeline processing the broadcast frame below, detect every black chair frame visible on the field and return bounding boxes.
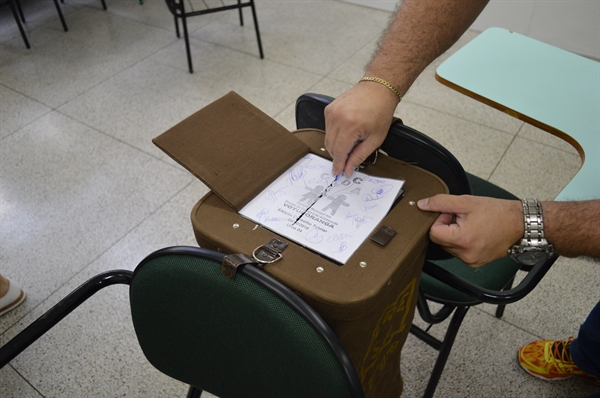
[60,0,106,11]
[2,0,29,48]
[2,0,68,48]
[165,0,264,73]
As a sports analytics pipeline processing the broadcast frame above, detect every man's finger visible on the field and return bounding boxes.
[430,220,462,243]
[326,133,356,176]
[343,145,369,177]
[418,194,471,214]
[431,212,454,227]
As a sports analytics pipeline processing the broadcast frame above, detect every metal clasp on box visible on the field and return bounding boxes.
[358,149,379,170]
[252,238,288,268]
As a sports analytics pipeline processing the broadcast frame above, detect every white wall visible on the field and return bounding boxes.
[341,0,600,60]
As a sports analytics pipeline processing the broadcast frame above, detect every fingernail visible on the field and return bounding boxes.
[417,198,428,208]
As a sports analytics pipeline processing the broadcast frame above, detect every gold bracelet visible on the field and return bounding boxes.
[358,77,403,101]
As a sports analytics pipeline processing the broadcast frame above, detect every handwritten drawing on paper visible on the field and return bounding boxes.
[239,153,405,264]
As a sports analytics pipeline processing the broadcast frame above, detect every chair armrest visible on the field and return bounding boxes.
[421,255,557,305]
[0,270,132,368]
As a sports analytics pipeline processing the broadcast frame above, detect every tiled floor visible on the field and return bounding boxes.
[1,0,598,397]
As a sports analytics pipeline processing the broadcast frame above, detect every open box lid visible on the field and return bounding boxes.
[153,92,310,211]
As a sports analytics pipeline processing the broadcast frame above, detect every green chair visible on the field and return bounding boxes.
[295,93,557,398]
[0,246,365,398]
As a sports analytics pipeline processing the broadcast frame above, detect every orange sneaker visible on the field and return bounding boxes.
[518,337,600,385]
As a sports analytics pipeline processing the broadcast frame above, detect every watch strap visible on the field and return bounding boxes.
[509,198,554,260]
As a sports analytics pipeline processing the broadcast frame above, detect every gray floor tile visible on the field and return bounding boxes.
[489,136,582,200]
[0,111,193,332]
[309,77,355,99]
[70,0,189,31]
[1,182,208,397]
[0,365,43,398]
[0,0,82,45]
[519,121,581,156]
[146,38,322,115]
[0,6,174,108]
[397,101,515,179]
[0,85,50,139]
[402,309,600,398]
[406,63,525,135]
[204,0,390,76]
[57,59,220,159]
[480,256,600,340]
[59,44,321,158]
[327,38,379,84]
[273,77,355,131]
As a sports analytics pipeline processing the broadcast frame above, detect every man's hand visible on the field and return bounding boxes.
[418,194,524,267]
[324,82,399,176]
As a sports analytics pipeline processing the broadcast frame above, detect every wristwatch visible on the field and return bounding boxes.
[509,198,554,266]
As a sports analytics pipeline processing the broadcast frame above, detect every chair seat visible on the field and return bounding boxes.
[422,256,521,304]
[467,172,519,200]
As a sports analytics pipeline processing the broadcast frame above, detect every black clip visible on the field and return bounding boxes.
[358,149,379,170]
[252,238,288,268]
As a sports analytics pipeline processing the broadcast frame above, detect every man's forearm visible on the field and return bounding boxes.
[365,0,489,95]
[543,200,600,258]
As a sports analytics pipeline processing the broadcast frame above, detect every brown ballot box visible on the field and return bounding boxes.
[153,92,448,398]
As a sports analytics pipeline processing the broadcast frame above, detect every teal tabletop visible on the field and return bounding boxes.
[437,27,599,201]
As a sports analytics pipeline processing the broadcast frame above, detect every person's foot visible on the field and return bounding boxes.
[518,337,600,386]
[0,279,26,316]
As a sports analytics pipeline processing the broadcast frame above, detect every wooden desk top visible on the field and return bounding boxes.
[436,27,599,201]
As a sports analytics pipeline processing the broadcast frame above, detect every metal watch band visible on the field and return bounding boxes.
[509,198,554,260]
[522,198,548,248]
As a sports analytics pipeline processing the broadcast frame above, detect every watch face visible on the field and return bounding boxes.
[517,250,550,266]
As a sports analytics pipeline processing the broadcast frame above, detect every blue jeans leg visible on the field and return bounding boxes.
[570,300,600,379]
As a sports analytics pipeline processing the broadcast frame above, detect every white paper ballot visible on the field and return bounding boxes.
[239,153,405,264]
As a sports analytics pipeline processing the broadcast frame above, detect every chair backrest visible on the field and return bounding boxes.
[295,93,472,260]
[296,93,471,196]
[129,246,365,398]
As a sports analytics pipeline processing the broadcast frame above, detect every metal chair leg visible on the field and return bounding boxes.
[166,0,264,71]
[15,0,25,22]
[52,0,68,31]
[495,275,515,318]
[173,15,180,38]
[181,14,193,73]
[249,0,263,59]
[422,306,470,398]
[237,0,243,26]
[186,386,202,398]
[8,0,30,48]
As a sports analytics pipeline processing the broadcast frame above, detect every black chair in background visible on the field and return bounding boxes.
[60,0,106,11]
[2,0,68,48]
[0,246,364,398]
[164,0,264,73]
[2,0,29,48]
[49,0,69,32]
[295,93,557,398]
